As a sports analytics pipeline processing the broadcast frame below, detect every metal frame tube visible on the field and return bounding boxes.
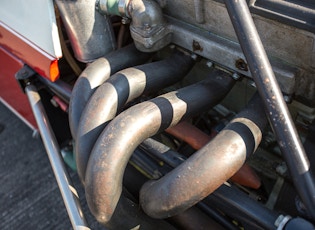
[224,0,315,218]
[25,84,89,230]
[206,184,280,230]
[39,77,72,103]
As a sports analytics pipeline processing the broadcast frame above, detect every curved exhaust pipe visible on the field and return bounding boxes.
[166,121,261,189]
[76,50,195,182]
[84,69,235,224]
[69,44,152,138]
[140,93,267,218]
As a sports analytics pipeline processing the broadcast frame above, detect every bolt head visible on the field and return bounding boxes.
[232,73,240,80]
[206,61,213,68]
[191,54,198,60]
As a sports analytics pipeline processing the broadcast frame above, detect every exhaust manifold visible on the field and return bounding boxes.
[84,70,236,225]
[75,50,195,183]
[63,0,315,227]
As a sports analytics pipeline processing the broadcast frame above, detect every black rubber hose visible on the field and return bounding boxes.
[69,44,152,138]
[140,93,268,219]
[224,0,315,218]
[85,69,235,225]
[76,50,194,183]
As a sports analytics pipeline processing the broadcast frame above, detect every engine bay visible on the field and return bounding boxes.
[4,0,315,229]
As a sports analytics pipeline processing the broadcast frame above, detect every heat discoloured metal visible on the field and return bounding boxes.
[75,51,194,183]
[140,94,267,219]
[85,70,235,225]
[166,121,261,189]
[69,44,151,138]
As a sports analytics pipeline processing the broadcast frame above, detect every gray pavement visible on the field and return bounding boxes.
[0,102,103,229]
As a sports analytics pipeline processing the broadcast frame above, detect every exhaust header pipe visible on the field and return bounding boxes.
[166,121,261,189]
[140,93,267,218]
[76,50,195,182]
[84,69,235,224]
[69,44,151,138]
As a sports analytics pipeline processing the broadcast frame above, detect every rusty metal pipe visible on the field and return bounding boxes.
[166,121,261,189]
[85,69,235,224]
[140,93,267,219]
[69,44,151,138]
[76,51,194,183]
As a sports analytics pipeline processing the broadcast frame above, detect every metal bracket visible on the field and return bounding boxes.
[15,65,36,93]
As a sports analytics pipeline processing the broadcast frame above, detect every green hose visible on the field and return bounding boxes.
[104,0,121,16]
[61,147,77,171]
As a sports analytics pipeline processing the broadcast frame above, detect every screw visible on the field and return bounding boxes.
[144,23,151,31]
[235,58,248,71]
[169,44,176,49]
[206,61,213,68]
[191,54,198,60]
[192,40,203,52]
[249,80,256,88]
[283,95,292,104]
[232,73,240,80]
[21,71,28,77]
[276,162,287,176]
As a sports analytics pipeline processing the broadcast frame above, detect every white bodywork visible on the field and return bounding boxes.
[0,0,61,58]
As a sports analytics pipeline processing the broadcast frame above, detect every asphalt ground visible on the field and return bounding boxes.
[0,102,104,229]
